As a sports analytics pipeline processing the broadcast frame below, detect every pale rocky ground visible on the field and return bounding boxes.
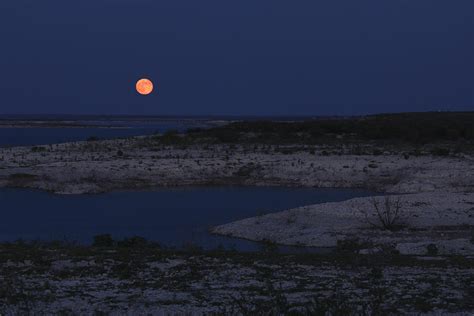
[1,247,473,315]
[214,192,474,255]
[0,137,471,195]
[0,137,472,255]
[0,137,473,314]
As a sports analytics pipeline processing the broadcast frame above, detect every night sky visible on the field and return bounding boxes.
[0,0,472,116]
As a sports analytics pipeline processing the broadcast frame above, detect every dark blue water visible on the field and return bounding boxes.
[0,120,199,147]
[0,187,374,251]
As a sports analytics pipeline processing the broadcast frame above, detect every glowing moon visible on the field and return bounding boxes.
[136,78,154,95]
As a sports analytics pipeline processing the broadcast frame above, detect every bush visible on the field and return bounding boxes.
[213,129,240,143]
[8,173,37,180]
[233,163,263,177]
[86,136,99,142]
[260,239,278,254]
[362,197,406,231]
[426,243,438,256]
[92,234,115,247]
[157,130,182,145]
[430,147,450,156]
[336,238,364,253]
[117,236,149,248]
[31,146,46,152]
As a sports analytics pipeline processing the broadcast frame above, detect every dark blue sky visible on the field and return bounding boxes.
[0,0,472,115]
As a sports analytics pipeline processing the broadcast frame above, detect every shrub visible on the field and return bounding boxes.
[157,130,182,145]
[362,197,405,231]
[426,243,438,256]
[86,136,99,142]
[117,236,149,248]
[336,238,364,253]
[430,147,450,156]
[8,173,37,180]
[92,234,115,247]
[260,239,278,254]
[213,129,240,143]
[182,241,203,253]
[233,163,263,177]
[7,173,38,186]
[31,146,46,152]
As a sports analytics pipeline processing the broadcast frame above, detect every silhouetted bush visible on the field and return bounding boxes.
[233,163,263,177]
[336,238,364,253]
[93,234,115,247]
[117,236,149,248]
[259,239,278,253]
[92,235,158,249]
[430,147,450,156]
[362,197,406,231]
[31,146,46,152]
[8,173,37,180]
[157,130,182,145]
[86,136,99,142]
[426,243,438,256]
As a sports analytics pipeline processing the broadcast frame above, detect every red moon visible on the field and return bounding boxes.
[136,78,154,95]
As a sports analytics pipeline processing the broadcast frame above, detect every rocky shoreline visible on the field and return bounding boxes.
[0,133,473,314]
[0,136,473,255]
[0,137,471,195]
[213,192,474,255]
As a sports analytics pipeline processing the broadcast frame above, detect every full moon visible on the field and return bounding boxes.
[136,78,154,95]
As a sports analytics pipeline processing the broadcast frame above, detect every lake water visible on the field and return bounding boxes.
[0,120,203,147]
[0,119,375,252]
[0,115,321,147]
[0,187,375,252]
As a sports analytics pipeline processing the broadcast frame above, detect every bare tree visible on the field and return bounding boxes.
[362,196,405,231]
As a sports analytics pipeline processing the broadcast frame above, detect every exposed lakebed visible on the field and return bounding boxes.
[0,186,374,251]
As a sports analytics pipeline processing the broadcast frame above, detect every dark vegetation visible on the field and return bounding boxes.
[182,112,474,147]
[361,197,406,232]
[86,136,100,142]
[1,237,473,315]
[2,235,471,268]
[7,173,38,186]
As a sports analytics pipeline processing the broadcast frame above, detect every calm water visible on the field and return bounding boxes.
[0,187,374,251]
[0,122,196,147]
[0,115,328,147]
[0,119,374,252]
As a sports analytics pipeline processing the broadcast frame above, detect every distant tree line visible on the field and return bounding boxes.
[185,112,474,144]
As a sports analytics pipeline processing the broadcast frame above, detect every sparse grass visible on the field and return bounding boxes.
[0,239,473,314]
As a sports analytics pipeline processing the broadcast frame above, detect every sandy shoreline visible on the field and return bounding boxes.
[0,136,473,255]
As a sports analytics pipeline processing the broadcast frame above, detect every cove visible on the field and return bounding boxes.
[0,186,375,252]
